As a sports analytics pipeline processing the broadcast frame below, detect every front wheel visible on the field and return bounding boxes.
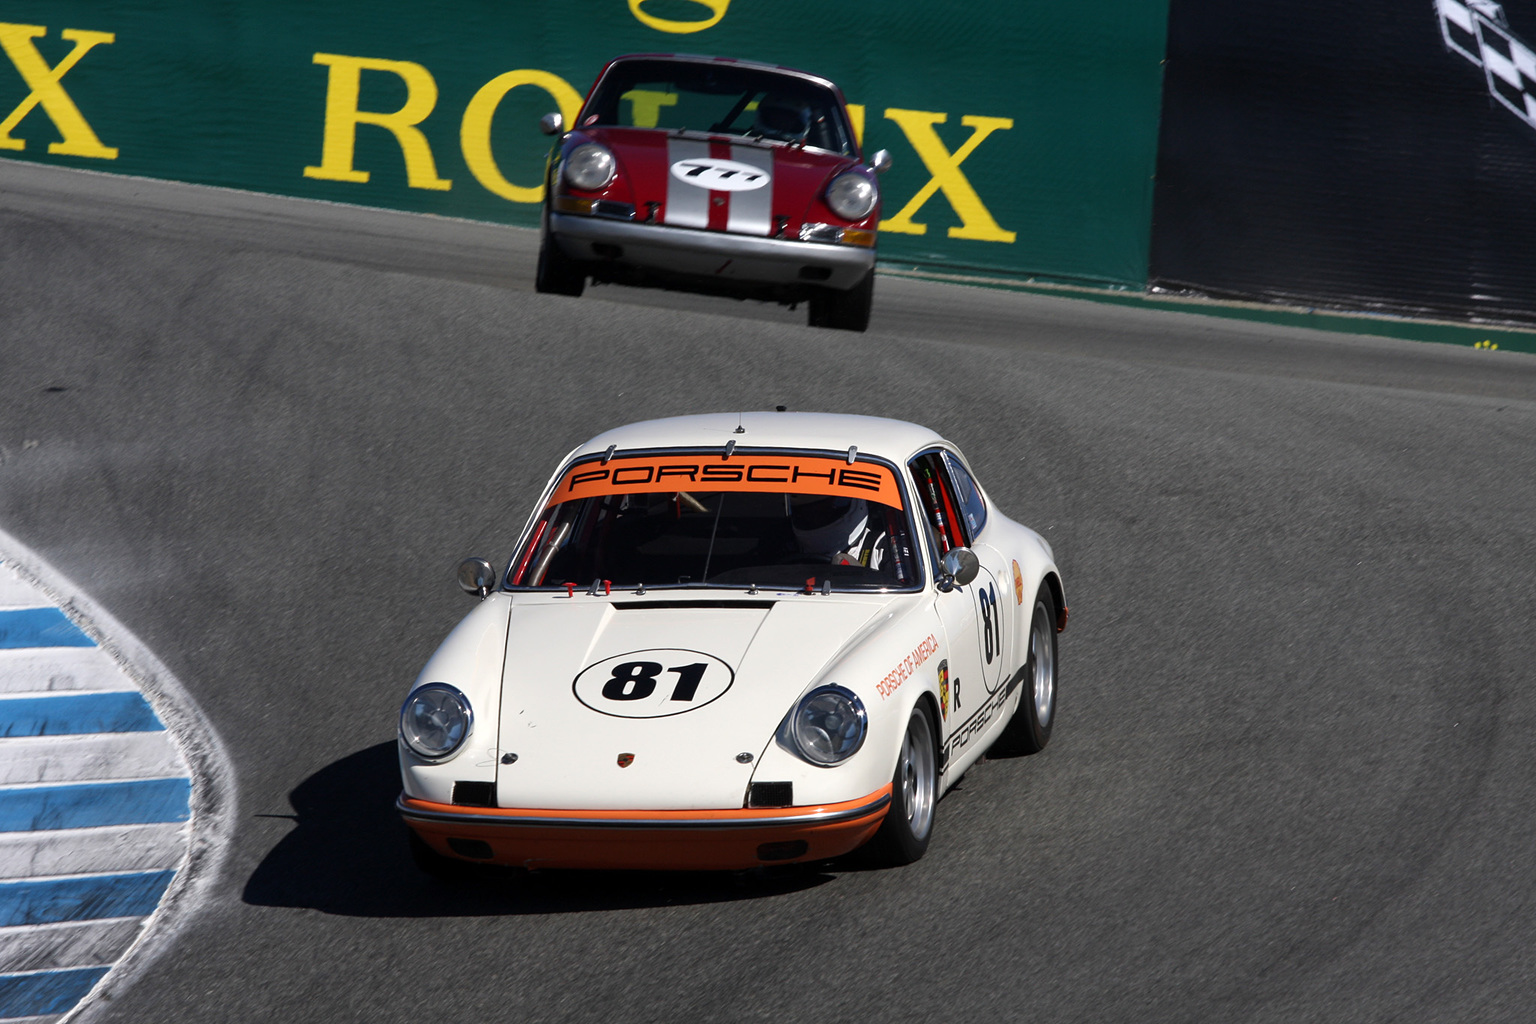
[807,270,873,332]
[535,229,585,296]
[991,585,1057,756]
[865,702,938,865]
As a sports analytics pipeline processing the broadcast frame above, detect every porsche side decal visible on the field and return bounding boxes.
[573,649,734,718]
[938,659,950,720]
[875,633,939,699]
[941,662,1027,764]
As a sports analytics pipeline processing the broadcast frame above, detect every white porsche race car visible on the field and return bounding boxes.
[397,412,1066,871]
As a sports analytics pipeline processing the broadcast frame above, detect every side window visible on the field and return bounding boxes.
[908,451,969,556]
[941,451,988,539]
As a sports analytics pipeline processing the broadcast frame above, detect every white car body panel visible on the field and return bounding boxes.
[494,595,887,809]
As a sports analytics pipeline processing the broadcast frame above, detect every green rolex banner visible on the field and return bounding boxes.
[0,1,1168,288]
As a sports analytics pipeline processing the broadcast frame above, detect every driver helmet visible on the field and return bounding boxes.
[791,494,869,561]
[754,93,812,143]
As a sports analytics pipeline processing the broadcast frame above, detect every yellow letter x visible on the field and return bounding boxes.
[881,109,1015,243]
[0,23,117,159]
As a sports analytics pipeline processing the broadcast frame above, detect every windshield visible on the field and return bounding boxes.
[581,59,857,156]
[508,453,919,592]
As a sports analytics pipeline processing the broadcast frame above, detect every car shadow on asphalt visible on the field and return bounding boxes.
[241,742,836,916]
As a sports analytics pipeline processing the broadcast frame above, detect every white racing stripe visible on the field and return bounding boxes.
[0,649,129,695]
[664,138,712,229]
[0,919,143,974]
[0,733,187,787]
[727,145,775,236]
[0,823,189,878]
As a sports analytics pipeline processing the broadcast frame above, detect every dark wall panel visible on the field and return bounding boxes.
[1151,0,1536,325]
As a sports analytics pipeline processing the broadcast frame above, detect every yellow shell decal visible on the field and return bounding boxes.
[628,0,730,33]
[1012,560,1024,605]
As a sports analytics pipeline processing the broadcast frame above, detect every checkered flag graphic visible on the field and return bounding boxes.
[1437,0,1536,130]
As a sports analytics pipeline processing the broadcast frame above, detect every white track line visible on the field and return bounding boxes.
[0,734,186,787]
[0,919,144,974]
[0,824,190,879]
[0,649,139,695]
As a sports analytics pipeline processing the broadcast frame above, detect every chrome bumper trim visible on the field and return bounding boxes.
[549,213,875,284]
[397,791,891,831]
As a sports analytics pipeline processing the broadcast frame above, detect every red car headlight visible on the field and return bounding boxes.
[563,143,617,191]
[825,170,878,221]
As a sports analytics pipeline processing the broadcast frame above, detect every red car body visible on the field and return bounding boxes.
[536,54,886,331]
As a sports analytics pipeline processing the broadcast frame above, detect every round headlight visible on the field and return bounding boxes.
[399,683,473,761]
[563,144,616,191]
[790,685,868,766]
[825,171,878,221]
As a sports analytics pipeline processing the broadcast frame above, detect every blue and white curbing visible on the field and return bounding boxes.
[0,533,233,1024]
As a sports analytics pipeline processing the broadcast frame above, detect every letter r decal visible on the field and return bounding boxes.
[0,23,118,159]
[304,52,450,191]
[880,108,1015,243]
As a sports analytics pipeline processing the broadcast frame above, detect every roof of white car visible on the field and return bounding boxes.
[574,412,950,462]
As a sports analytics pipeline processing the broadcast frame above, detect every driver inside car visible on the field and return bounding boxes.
[790,495,888,569]
[752,93,812,144]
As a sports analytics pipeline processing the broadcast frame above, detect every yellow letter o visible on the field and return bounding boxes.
[460,69,583,203]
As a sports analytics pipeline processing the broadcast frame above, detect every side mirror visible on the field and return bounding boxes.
[539,112,563,136]
[457,557,498,599]
[936,548,980,592]
[869,149,892,174]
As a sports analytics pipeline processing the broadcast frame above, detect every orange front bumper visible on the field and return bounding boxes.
[398,786,892,871]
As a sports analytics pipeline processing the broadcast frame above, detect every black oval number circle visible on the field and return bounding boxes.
[575,650,734,718]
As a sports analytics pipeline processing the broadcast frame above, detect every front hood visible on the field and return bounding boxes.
[496,595,888,809]
[583,127,855,238]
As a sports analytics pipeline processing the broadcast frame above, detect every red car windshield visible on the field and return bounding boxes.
[581,59,857,157]
[508,453,919,592]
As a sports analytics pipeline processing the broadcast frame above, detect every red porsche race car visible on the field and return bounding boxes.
[535,53,890,332]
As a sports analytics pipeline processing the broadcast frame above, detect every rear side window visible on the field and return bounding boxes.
[941,451,988,539]
[908,451,969,555]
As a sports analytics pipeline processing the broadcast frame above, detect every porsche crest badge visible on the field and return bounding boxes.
[617,752,635,768]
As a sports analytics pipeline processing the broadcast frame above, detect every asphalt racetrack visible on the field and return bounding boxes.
[4,161,1536,1023]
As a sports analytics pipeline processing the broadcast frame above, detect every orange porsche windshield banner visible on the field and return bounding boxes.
[548,454,905,508]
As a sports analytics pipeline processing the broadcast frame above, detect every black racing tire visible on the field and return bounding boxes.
[535,228,585,296]
[991,584,1057,757]
[807,270,873,332]
[865,701,939,865]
